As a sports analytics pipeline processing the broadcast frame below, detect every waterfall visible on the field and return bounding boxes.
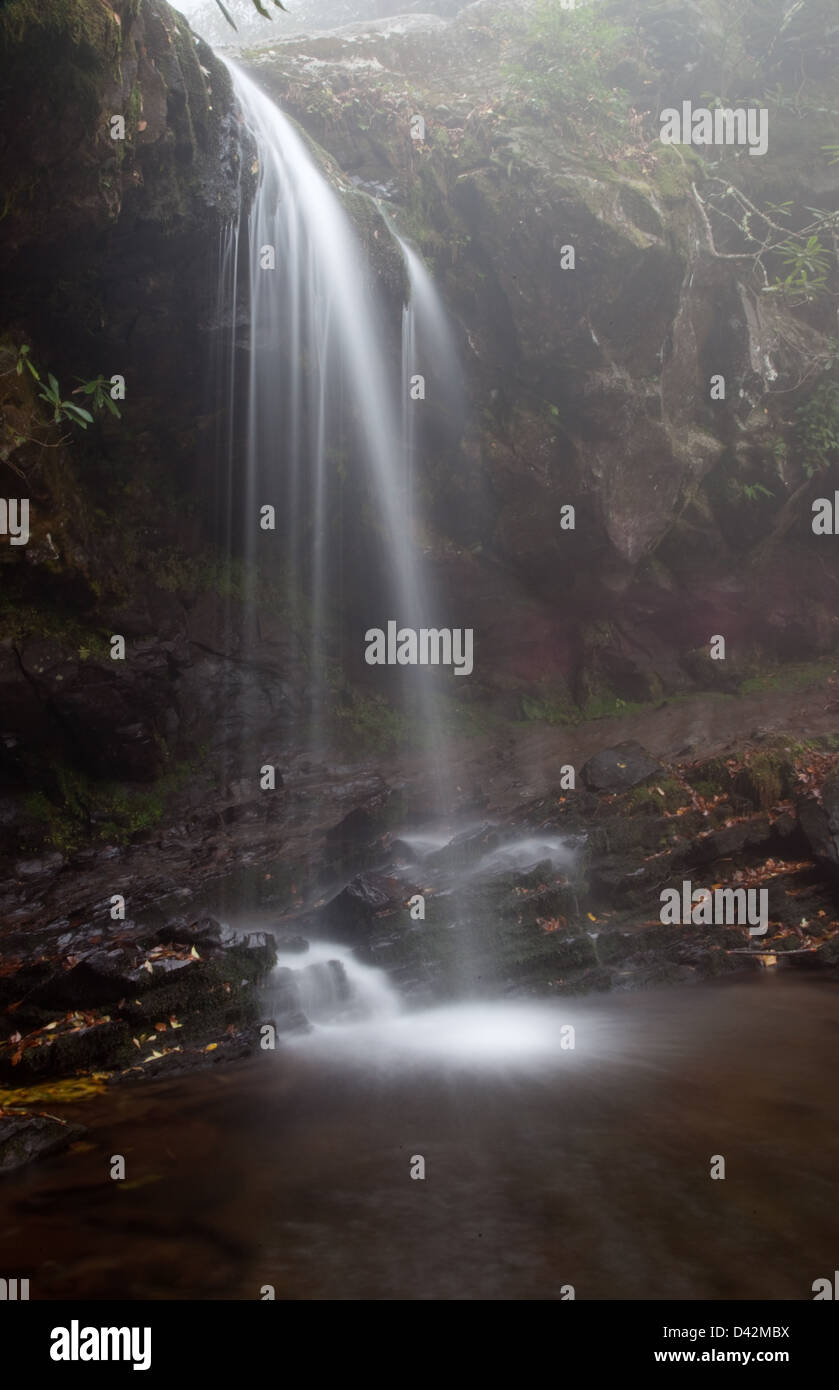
[220,60,432,757]
[400,300,417,538]
[218,61,467,825]
[393,231,464,424]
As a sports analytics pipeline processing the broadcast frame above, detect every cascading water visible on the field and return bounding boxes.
[393,231,464,423]
[220,61,435,755]
[218,63,474,828]
[217,64,568,1026]
[272,942,401,1027]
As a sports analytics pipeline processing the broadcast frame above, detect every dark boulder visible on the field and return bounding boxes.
[797,773,839,873]
[0,1114,85,1173]
[581,742,662,793]
[313,872,402,942]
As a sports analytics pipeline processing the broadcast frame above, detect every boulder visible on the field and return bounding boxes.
[314,872,399,941]
[0,1114,85,1173]
[581,742,661,793]
[797,773,839,873]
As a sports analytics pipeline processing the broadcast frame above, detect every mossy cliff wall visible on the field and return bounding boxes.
[0,0,260,864]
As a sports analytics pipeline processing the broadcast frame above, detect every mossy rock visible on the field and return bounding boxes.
[733,749,795,810]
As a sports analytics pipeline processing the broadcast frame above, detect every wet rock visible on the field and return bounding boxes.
[13,853,64,879]
[673,815,773,868]
[327,806,374,851]
[0,1114,85,1173]
[28,950,155,1010]
[588,856,666,910]
[581,742,661,793]
[0,1019,134,1082]
[314,872,400,942]
[425,823,500,870]
[154,915,224,948]
[390,838,421,863]
[272,934,310,954]
[797,773,839,873]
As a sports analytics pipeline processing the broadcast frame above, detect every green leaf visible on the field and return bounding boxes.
[104,396,122,419]
[213,0,238,28]
[62,403,94,425]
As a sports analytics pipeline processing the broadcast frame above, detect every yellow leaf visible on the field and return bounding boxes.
[587,913,597,922]
[0,1074,109,1107]
[190,946,200,960]
[143,960,153,973]
[119,1174,163,1192]
[204,1042,218,1051]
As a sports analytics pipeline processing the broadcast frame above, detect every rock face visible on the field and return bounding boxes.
[1,0,839,925]
[0,0,263,864]
[241,0,839,718]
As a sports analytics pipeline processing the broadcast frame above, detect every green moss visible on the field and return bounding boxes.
[650,145,705,202]
[624,777,689,814]
[501,0,637,150]
[736,751,789,808]
[520,683,580,727]
[333,689,414,754]
[0,593,111,655]
[582,690,646,721]
[24,756,202,854]
[0,0,121,128]
[740,655,839,695]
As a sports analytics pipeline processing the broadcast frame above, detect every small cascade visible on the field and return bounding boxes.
[271,942,401,1027]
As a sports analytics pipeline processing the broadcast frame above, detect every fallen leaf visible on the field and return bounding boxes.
[119,1174,163,1192]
